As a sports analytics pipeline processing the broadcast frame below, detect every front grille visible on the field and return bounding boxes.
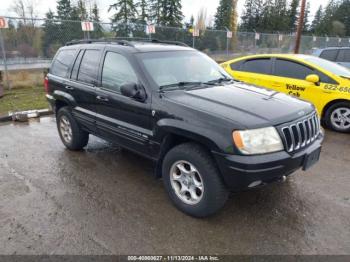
[280,112,320,153]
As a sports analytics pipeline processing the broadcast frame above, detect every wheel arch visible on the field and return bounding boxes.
[321,99,350,119]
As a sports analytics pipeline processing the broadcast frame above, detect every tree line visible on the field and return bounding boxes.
[214,0,350,36]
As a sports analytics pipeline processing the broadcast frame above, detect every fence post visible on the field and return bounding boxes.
[0,28,10,90]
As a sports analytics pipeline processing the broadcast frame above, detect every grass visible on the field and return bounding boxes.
[0,86,48,116]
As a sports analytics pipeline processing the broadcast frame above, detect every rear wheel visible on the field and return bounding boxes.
[324,102,350,133]
[162,143,229,218]
[57,107,89,150]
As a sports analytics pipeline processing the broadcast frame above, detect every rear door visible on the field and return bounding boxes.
[94,50,153,157]
[67,48,102,133]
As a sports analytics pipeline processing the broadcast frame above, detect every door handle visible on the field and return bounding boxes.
[96,96,109,102]
[65,86,74,90]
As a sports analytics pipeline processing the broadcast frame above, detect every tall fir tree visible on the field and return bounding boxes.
[108,0,138,36]
[91,3,104,38]
[310,5,323,34]
[241,0,255,31]
[288,0,299,31]
[214,0,231,30]
[149,0,161,24]
[302,1,310,33]
[159,0,184,27]
[138,0,148,24]
[56,0,73,19]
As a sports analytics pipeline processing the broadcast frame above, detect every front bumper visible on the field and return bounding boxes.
[213,134,324,191]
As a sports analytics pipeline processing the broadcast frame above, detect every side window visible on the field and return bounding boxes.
[70,50,84,80]
[230,60,244,71]
[320,49,338,61]
[101,52,138,93]
[274,59,313,80]
[241,59,272,74]
[50,49,76,77]
[77,49,101,85]
[336,49,350,62]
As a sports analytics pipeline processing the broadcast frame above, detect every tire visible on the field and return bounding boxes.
[324,102,350,133]
[162,142,229,218]
[56,107,89,150]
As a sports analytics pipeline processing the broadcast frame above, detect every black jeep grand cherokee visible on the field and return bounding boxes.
[46,39,323,217]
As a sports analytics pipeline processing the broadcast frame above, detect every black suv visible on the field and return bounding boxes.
[46,39,323,217]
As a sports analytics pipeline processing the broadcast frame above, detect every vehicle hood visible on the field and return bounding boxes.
[162,82,315,129]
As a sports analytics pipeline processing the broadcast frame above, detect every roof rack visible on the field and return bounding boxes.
[65,38,189,47]
[66,39,134,47]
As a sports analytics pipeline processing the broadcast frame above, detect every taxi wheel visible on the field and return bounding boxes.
[324,102,350,133]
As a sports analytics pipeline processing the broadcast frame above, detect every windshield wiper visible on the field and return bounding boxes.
[204,77,233,85]
[159,81,203,92]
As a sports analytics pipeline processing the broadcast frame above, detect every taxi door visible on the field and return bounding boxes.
[270,58,326,111]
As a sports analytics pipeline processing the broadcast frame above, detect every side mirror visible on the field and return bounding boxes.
[120,82,146,101]
[305,74,320,86]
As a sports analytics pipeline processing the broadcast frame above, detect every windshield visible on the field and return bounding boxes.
[137,51,232,89]
[303,56,350,78]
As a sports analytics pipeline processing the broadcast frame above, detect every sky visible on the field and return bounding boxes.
[0,0,331,24]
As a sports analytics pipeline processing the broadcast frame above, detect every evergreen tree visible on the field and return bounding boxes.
[76,0,88,20]
[56,0,73,19]
[149,0,161,24]
[288,0,299,31]
[159,0,184,27]
[310,5,323,34]
[241,0,255,31]
[138,0,148,24]
[109,0,138,36]
[42,10,58,57]
[91,3,104,38]
[214,0,231,30]
[302,1,310,33]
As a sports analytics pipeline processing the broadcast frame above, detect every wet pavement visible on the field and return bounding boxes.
[0,116,349,255]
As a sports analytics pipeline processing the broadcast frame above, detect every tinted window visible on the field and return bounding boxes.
[51,49,76,77]
[303,56,350,78]
[77,50,100,85]
[320,49,338,61]
[241,59,272,74]
[337,49,350,62]
[274,59,313,79]
[70,50,84,79]
[102,52,138,93]
[230,61,244,71]
[318,71,338,84]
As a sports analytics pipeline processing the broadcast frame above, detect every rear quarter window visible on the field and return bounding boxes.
[50,49,76,77]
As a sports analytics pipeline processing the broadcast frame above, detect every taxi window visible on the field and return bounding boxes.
[240,58,272,74]
[274,59,313,80]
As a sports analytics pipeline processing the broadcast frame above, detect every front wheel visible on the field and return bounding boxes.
[324,102,350,133]
[162,143,229,218]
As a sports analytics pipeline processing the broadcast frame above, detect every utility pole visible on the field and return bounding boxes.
[294,0,306,54]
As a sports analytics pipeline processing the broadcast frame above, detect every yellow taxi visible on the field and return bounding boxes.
[221,54,350,133]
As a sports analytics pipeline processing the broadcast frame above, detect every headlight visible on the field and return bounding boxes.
[232,127,284,155]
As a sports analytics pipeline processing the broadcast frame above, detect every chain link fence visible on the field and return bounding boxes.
[2,16,350,114]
